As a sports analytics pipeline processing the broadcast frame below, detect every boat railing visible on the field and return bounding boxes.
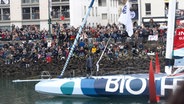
[99,67,149,75]
[40,71,52,79]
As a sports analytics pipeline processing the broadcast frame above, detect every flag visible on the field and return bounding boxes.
[1,0,9,4]
[60,16,65,21]
[118,1,133,37]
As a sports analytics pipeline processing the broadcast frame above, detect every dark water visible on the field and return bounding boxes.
[0,79,166,104]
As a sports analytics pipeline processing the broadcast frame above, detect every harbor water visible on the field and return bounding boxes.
[0,79,167,104]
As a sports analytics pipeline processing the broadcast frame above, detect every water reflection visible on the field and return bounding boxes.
[0,79,47,104]
[35,97,149,104]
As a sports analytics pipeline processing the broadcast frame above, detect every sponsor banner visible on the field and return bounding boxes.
[174,28,184,50]
[148,35,158,41]
[174,58,184,67]
[174,29,184,57]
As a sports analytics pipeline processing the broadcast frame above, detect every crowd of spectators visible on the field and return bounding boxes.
[0,20,167,68]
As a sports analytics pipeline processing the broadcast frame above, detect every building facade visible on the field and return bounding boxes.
[70,0,119,27]
[0,0,184,30]
[118,0,184,26]
[138,0,184,25]
[0,0,119,30]
[0,0,70,30]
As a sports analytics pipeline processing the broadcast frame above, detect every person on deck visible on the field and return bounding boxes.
[86,53,93,77]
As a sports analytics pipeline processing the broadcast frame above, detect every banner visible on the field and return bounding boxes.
[118,1,133,37]
[174,28,184,57]
[148,35,158,41]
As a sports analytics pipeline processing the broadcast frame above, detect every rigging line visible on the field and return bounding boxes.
[96,37,111,72]
[60,0,95,77]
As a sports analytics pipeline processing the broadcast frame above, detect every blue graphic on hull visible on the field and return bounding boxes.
[60,82,74,95]
[81,79,97,96]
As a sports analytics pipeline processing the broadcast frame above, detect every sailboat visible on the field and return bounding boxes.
[14,0,184,103]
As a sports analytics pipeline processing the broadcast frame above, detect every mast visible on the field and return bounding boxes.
[60,0,95,77]
[165,0,176,75]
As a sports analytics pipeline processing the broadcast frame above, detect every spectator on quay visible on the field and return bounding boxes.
[91,45,97,54]
[78,40,85,48]
[149,18,156,28]
[107,44,113,60]
[0,22,167,69]
[78,47,85,57]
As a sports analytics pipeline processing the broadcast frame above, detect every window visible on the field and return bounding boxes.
[61,0,69,1]
[52,6,60,18]
[51,5,70,19]
[102,13,107,20]
[61,6,70,18]
[113,0,116,7]
[115,0,117,7]
[32,7,39,19]
[118,0,123,5]
[110,0,112,7]
[92,7,94,16]
[165,3,169,17]
[52,0,60,2]
[95,7,97,16]
[111,14,112,22]
[98,0,106,6]
[145,3,151,15]
[22,7,40,19]
[22,0,30,3]
[3,9,10,20]
[31,0,39,3]
[22,8,31,19]
[22,0,39,3]
[0,0,10,4]
[0,10,1,20]
[0,8,10,20]
[84,6,86,15]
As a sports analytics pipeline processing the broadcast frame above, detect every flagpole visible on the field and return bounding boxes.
[48,0,52,38]
[60,0,95,77]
